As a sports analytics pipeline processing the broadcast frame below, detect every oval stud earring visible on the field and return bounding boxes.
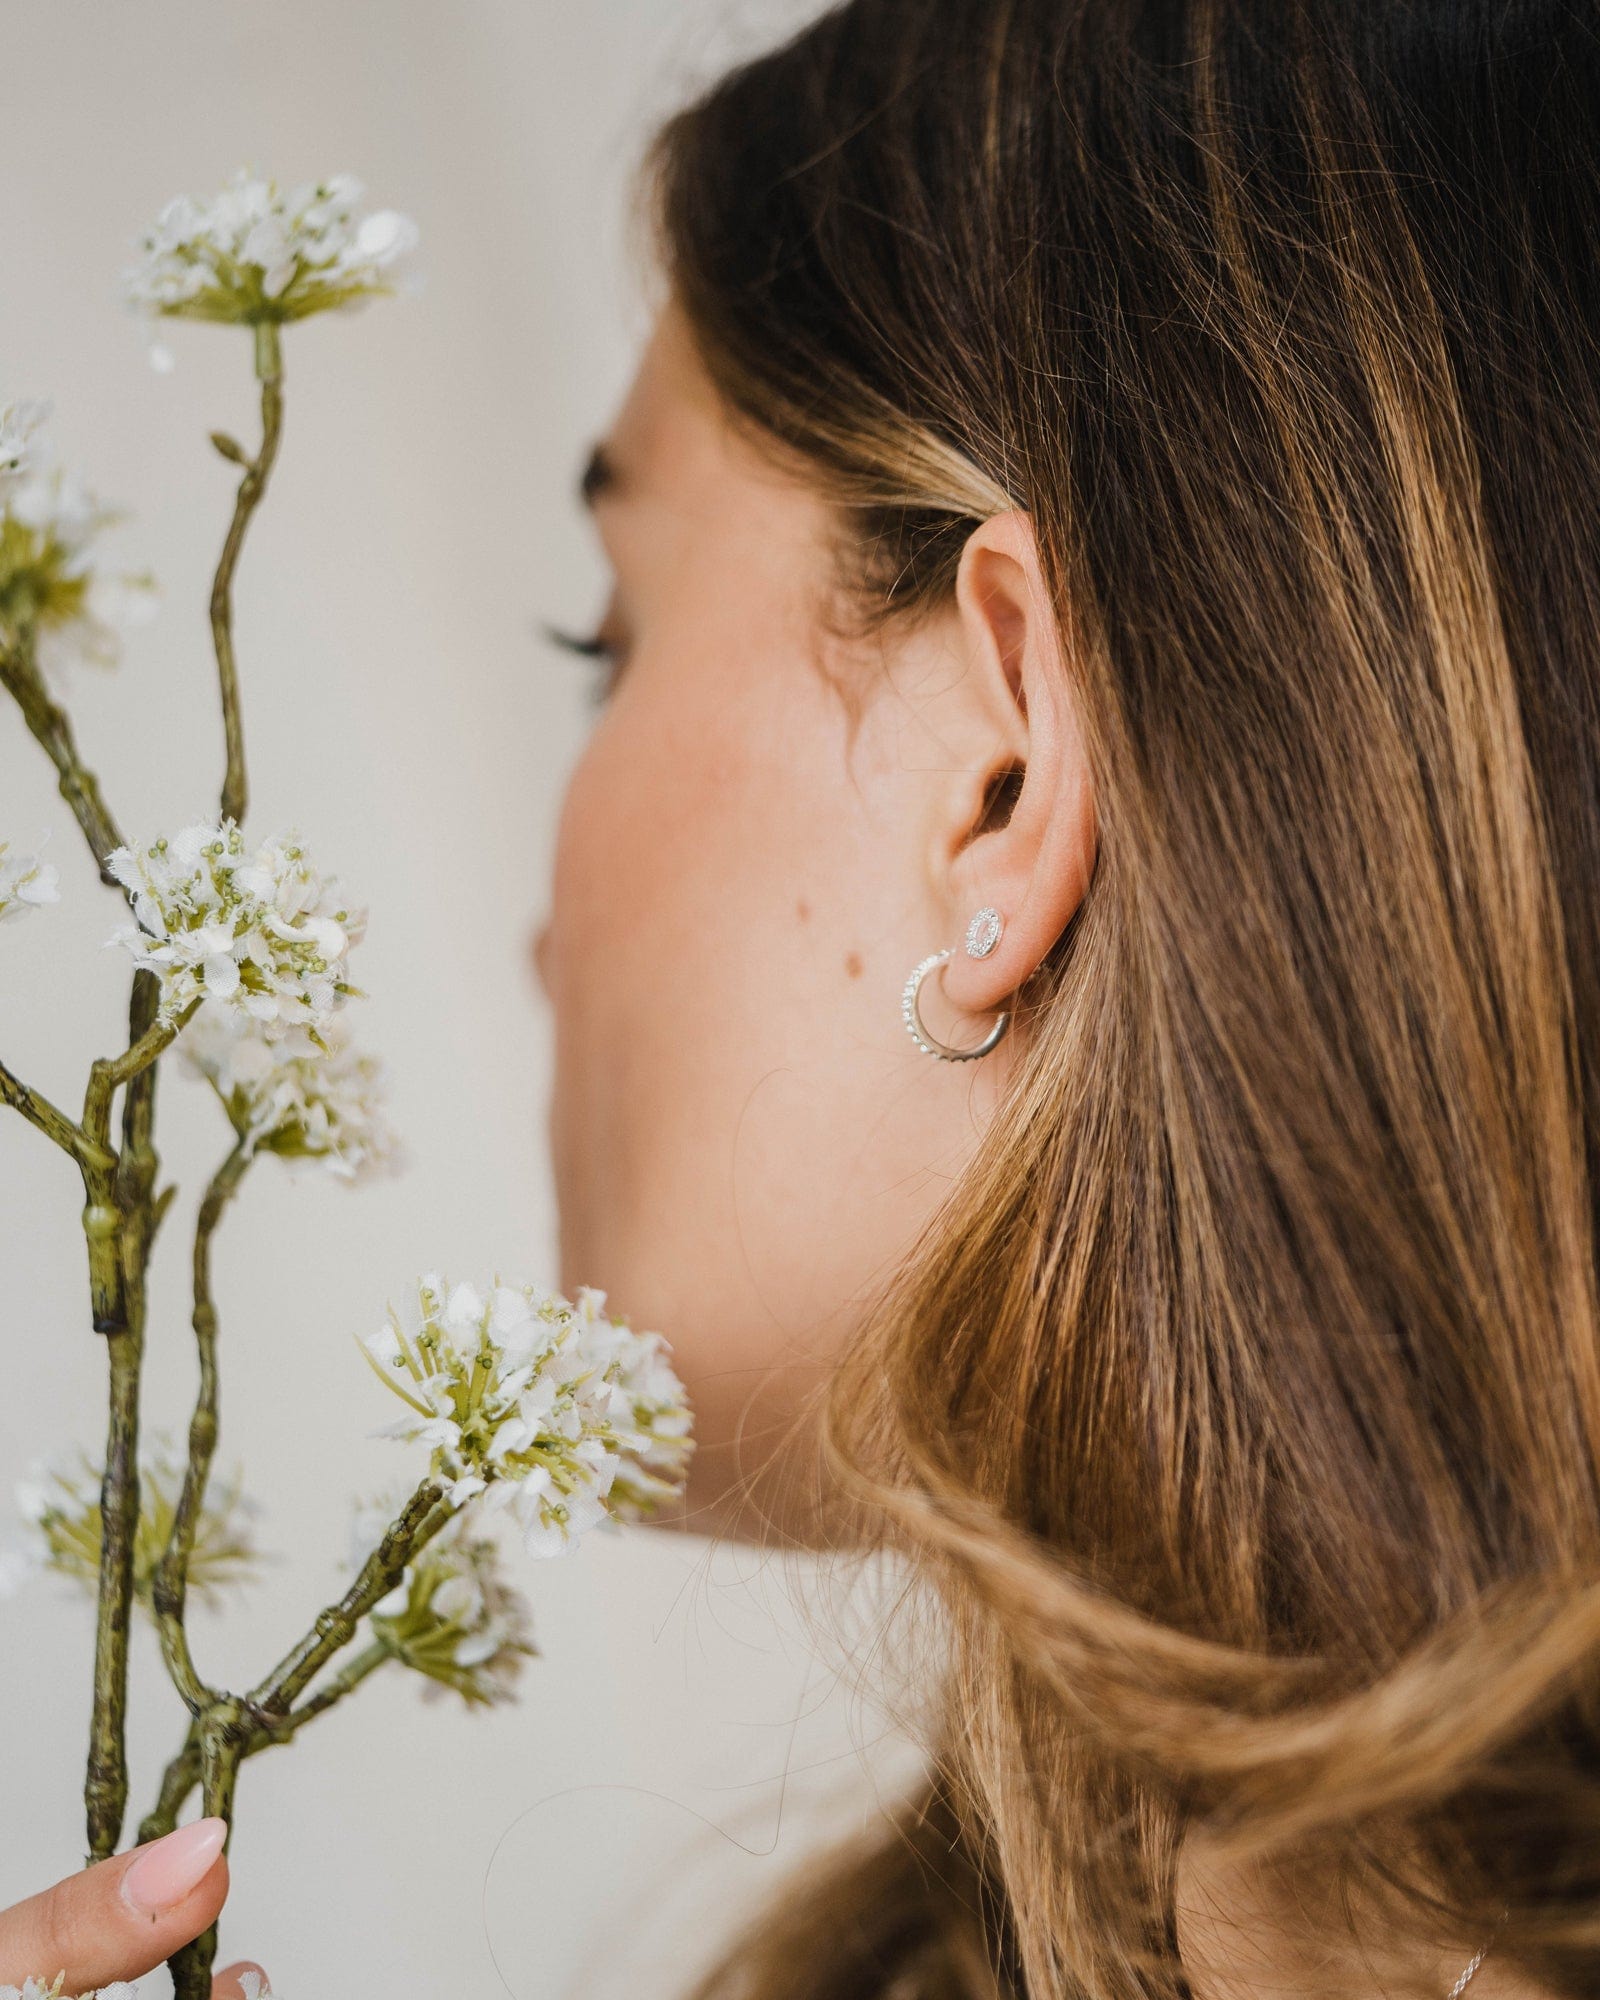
[902,948,1011,1062]
[964,906,1003,958]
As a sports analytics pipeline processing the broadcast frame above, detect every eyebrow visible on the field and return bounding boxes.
[577,439,624,512]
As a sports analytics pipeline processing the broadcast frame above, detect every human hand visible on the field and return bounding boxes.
[0,1817,269,1996]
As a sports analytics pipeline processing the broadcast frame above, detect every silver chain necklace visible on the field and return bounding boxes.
[1445,1940,1491,1997]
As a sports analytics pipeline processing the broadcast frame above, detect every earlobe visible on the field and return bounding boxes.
[937,509,1096,1019]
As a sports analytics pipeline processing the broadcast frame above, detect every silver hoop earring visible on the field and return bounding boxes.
[902,948,1011,1061]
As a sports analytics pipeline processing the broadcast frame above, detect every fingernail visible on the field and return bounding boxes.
[217,1962,272,1997]
[121,1816,227,1918]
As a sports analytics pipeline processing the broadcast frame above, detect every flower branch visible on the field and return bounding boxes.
[80,994,192,1857]
[0,634,125,881]
[83,1001,200,1144]
[253,1637,394,1745]
[248,1477,453,1721]
[77,998,199,1337]
[148,1138,253,1715]
[0,1051,108,1169]
[0,162,704,2000]
[0,403,152,886]
[208,329,281,827]
[137,1721,203,1847]
[84,965,168,1860]
[162,1482,451,1995]
[136,1635,390,1847]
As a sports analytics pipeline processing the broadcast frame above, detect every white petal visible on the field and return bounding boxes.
[367,1415,424,1442]
[17,865,59,906]
[355,209,415,261]
[361,1324,404,1369]
[433,1573,480,1623]
[520,1510,569,1558]
[202,954,241,997]
[487,1416,533,1461]
[303,914,347,959]
[445,1281,484,1328]
[454,1628,501,1667]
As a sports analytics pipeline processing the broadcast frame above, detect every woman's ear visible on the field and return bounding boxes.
[932,508,1097,1020]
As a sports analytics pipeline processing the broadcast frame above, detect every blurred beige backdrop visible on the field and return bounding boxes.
[0,4,921,1995]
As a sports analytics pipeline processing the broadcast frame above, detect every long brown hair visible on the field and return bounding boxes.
[634,3,1600,1995]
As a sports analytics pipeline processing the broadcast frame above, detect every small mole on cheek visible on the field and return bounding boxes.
[844,950,863,979]
[796,898,811,922]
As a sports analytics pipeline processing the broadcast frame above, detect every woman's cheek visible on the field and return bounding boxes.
[551,718,648,981]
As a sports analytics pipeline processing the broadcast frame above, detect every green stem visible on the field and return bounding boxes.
[0,618,158,1865]
[211,324,284,826]
[84,1320,140,1862]
[201,1711,245,1823]
[82,969,168,1861]
[83,1000,197,1134]
[140,1642,393,1843]
[167,1702,250,1998]
[138,1719,203,1845]
[251,1639,392,1741]
[79,996,198,1334]
[0,632,125,879]
[152,1463,447,1989]
[121,969,162,1131]
[0,1054,109,1167]
[150,1140,251,1714]
[161,1636,391,1999]
[0,640,164,1874]
[247,1481,452,1716]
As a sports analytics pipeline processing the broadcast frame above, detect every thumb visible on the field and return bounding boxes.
[0,1818,229,1994]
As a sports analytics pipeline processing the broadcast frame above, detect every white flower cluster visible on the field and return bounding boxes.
[0,1431,264,1614]
[178,1005,401,1184]
[0,401,157,682]
[358,1277,694,1557]
[349,1493,535,1707]
[105,820,365,1041]
[0,837,59,926]
[124,169,419,326]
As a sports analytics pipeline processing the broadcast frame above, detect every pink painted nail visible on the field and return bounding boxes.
[216,1963,272,1997]
[121,1817,227,1918]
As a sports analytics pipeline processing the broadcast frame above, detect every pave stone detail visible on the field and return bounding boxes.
[902,949,954,1058]
[964,906,1003,958]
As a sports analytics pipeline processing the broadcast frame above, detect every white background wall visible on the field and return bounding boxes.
[0,6,922,1994]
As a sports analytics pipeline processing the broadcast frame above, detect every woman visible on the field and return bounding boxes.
[5,0,1599,1993]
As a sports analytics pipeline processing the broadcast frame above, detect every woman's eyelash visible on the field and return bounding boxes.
[540,618,625,709]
